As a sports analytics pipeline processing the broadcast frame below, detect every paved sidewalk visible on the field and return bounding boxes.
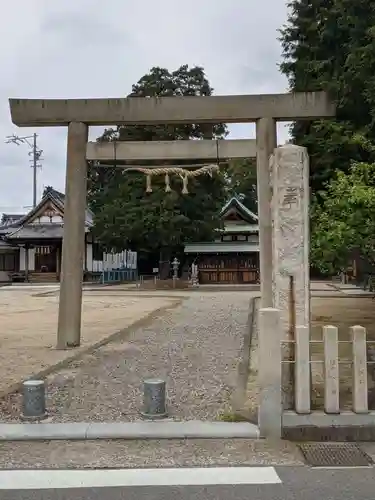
[0,438,303,469]
[0,287,179,397]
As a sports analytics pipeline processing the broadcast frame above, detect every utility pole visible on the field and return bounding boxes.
[5,133,43,208]
[32,133,38,208]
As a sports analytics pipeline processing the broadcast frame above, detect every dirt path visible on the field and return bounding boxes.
[0,288,179,396]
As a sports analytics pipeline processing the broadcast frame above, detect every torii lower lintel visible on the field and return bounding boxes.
[86,139,257,163]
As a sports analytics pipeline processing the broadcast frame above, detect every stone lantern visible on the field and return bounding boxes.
[171,257,180,279]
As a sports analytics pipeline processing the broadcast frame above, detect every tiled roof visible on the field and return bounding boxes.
[6,224,89,240]
[1,213,24,225]
[0,239,18,248]
[220,197,258,223]
[17,187,93,227]
[0,186,94,243]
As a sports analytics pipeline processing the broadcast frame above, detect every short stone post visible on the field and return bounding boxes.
[258,307,282,438]
[141,379,168,419]
[21,380,47,420]
[351,325,368,414]
[323,325,340,414]
[295,325,311,414]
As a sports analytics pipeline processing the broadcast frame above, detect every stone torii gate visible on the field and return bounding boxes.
[9,92,335,349]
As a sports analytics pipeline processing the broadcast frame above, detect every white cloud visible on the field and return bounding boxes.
[0,0,289,213]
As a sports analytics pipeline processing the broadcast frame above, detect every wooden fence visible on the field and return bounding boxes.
[258,307,375,438]
[293,324,368,414]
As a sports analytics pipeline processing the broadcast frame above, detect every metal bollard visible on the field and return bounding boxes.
[141,379,168,419]
[21,379,47,420]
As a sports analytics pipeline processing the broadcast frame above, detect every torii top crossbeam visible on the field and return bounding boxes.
[9,91,335,127]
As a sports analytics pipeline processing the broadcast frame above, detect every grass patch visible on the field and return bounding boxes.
[218,411,250,422]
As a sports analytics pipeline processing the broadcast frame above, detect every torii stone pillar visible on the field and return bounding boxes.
[256,118,277,307]
[271,144,310,407]
[57,122,88,349]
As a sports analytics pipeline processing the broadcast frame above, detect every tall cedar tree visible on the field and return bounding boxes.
[279,0,375,196]
[87,66,228,276]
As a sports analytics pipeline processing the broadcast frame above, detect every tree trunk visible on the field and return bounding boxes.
[159,248,171,280]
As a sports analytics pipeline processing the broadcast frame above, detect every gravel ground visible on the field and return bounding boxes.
[0,438,304,469]
[0,292,256,423]
[0,287,176,397]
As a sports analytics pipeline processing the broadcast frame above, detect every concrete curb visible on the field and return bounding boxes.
[327,282,375,298]
[282,411,375,441]
[232,297,256,411]
[311,292,375,299]
[0,421,260,441]
[33,282,120,297]
[0,299,183,400]
[36,288,262,298]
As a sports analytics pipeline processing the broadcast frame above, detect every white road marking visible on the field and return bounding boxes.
[312,466,373,470]
[0,466,282,489]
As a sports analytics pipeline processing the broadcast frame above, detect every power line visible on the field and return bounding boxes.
[0,205,33,210]
[5,133,43,208]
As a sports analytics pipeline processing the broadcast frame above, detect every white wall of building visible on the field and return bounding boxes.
[86,242,93,272]
[37,215,63,224]
[19,247,35,271]
[19,247,25,271]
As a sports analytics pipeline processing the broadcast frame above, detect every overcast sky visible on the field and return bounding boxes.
[0,0,290,214]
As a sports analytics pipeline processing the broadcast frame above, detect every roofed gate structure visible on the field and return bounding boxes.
[184,197,260,284]
[9,91,336,349]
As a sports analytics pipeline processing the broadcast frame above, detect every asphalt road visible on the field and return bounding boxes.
[1,466,375,500]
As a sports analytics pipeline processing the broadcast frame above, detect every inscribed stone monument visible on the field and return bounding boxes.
[271,144,310,407]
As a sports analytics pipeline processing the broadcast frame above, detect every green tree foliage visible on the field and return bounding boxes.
[311,162,375,274]
[87,65,228,273]
[279,0,375,195]
[97,66,227,144]
[90,170,225,253]
[225,158,257,212]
